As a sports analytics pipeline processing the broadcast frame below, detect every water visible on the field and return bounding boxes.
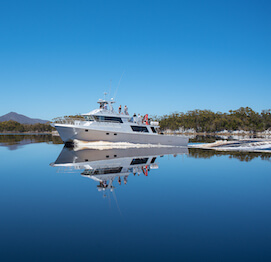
[0,135,271,262]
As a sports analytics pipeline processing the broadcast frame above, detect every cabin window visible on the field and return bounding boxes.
[85,129,88,132]
[84,116,94,121]
[131,126,149,133]
[93,115,123,123]
[151,127,157,133]
[130,158,149,165]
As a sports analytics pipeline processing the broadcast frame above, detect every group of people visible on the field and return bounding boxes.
[101,103,149,125]
[99,102,108,110]
[118,105,144,124]
[118,105,129,115]
[131,113,150,125]
[131,113,142,124]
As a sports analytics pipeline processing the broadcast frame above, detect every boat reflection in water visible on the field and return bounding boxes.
[51,146,188,194]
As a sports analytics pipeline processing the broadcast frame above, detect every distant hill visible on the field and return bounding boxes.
[0,112,49,124]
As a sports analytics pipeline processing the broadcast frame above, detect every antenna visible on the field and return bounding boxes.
[109,79,112,98]
[113,71,125,100]
[103,92,107,100]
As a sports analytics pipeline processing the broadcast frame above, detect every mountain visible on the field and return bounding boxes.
[0,112,49,124]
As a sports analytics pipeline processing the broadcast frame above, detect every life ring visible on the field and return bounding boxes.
[143,114,149,125]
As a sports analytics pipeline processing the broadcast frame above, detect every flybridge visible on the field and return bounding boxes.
[82,97,129,118]
[97,98,116,113]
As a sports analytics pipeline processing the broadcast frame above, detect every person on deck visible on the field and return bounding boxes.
[137,114,142,124]
[124,105,128,115]
[133,113,137,123]
[118,105,122,114]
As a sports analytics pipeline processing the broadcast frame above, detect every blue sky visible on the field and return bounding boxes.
[0,0,270,120]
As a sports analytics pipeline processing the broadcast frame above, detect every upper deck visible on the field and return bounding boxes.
[83,98,130,117]
[81,98,159,127]
[53,97,160,131]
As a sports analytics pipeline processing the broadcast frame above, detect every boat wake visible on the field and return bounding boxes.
[190,139,271,153]
[73,139,178,150]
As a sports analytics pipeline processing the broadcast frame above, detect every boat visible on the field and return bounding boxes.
[52,96,189,146]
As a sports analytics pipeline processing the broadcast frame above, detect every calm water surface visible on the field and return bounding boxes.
[0,135,271,262]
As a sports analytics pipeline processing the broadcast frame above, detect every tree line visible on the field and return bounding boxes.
[158,107,271,132]
[0,121,54,132]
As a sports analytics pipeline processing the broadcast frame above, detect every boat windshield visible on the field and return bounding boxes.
[84,116,94,121]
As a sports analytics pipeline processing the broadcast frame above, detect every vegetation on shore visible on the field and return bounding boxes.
[157,107,271,133]
[0,120,54,133]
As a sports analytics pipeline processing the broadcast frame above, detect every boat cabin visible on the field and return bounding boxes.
[81,98,160,133]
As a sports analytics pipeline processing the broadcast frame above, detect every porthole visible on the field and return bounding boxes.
[106,133,109,135]
[114,133,117,136]
[85,129,88,132]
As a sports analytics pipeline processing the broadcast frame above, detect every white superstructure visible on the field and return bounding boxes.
[52,97,189,146]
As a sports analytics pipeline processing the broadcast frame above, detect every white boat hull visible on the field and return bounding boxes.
[54,124,189,146]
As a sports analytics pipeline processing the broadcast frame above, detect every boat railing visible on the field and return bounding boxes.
[53,117,86,125]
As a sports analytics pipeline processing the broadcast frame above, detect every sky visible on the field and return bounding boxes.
[0,0,270,120]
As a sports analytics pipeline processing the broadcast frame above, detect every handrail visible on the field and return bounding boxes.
[53,118,87,125]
